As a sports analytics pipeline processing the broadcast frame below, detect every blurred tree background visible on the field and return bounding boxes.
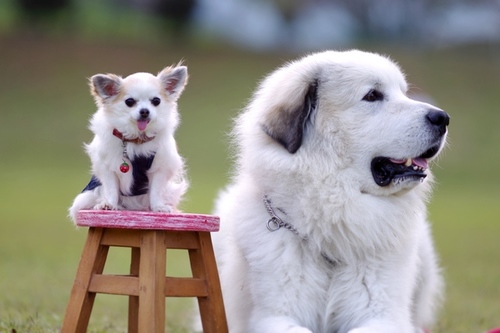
[0,0,499,332]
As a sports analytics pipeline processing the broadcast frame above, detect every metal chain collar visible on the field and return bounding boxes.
[263,195,300,235]
[262,195,337,266]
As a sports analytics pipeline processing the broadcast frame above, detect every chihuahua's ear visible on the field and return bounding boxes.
[158,66,188,101]
[90,74,122,102]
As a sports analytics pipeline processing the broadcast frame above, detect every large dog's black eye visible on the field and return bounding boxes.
[125,98,136,107]
[151,97,161,106]
[362,89,384,102]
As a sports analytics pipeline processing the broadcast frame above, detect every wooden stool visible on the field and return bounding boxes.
[61,210,228,333]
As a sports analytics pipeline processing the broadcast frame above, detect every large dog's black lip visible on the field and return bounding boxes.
[371,145,440,187]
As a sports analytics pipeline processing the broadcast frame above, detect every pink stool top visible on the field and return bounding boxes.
[76,210,220,232]
[486,329,500,333]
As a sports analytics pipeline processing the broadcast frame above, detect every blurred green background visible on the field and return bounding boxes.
[0,0,499,332]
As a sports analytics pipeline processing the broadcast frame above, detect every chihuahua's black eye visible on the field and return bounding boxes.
[125,98,136,107]
[151,97,161,107]
[362,89,384,102]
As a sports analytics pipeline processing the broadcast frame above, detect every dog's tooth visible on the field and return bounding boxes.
[413,166,418,171]
[405,159,413,167]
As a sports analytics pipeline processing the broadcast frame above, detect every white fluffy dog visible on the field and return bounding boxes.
[212,50,449,333]
[69,65,188,222]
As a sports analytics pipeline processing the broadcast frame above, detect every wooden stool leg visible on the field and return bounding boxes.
[138,230,167,333]
[128,247,140,333]
[189,232,228,333]
[61,227,109,333]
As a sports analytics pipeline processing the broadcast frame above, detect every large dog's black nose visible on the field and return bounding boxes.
[426,109,450,136]
[139,108,150,119]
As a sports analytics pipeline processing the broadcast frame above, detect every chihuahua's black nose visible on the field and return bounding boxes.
[139,108,150,119]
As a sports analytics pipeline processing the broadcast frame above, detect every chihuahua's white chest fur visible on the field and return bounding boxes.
[69,65,188,223]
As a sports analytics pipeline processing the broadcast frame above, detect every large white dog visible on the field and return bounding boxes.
[212,50,449,333]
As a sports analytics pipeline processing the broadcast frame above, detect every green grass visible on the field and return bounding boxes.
[0,35,499,332]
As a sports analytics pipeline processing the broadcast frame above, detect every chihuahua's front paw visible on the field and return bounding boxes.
[151,203,174,213]
[94,202,118,211]
[287,327,313,333]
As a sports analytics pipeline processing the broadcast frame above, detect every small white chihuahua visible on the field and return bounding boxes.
[69,65,189,223]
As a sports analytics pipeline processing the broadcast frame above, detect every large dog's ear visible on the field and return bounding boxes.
[261,80,318,154]
[158,65,188,101]
[90,74,122,103]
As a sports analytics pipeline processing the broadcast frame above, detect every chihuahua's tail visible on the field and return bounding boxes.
[166,174,189,211]
[68,190,98,224]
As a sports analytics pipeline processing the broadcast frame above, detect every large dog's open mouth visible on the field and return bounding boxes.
[371,145,440,187]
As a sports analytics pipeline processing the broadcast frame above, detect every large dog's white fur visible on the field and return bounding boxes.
[69,66,188,222]
[212,50,449,333]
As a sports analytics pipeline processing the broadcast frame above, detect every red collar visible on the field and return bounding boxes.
[112,129,155,144]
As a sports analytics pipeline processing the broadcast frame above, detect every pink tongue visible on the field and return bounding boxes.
[389,158,429,169]
[389,158,406,164]
[412,158,428,169]
[137,120,149,131]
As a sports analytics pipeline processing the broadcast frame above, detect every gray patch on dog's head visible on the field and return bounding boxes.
[261,79,318,154]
